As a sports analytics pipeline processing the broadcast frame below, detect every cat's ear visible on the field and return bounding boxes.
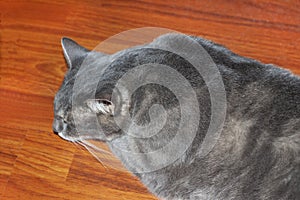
[86,99,115,116]
[61,37,89,69]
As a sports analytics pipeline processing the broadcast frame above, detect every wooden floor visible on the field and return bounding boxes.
[1,0,300,199]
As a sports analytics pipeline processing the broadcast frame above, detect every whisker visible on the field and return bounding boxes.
[79,140,112,155]
[78,141,108,170]
[72,141,82,150]
[45,87,57,95]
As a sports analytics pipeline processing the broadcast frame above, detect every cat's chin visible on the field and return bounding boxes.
[58,132,80,142]
[58,132,110,142]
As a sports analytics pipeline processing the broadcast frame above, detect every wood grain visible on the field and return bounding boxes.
[1,0,299,199]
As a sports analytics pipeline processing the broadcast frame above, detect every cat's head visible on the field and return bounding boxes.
[53,38,124,142]
[53,37,177,143]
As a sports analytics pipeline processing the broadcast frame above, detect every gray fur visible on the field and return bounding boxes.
[53,34,300,199]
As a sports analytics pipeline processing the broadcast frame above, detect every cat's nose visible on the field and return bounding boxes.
[52,119,65,134]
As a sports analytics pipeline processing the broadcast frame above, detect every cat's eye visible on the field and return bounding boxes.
[55,115,68,123]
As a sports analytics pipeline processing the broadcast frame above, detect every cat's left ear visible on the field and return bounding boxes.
[86,99,115,116]
[61,37,90,69]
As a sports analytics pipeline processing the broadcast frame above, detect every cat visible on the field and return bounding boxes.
[53,33,300,200]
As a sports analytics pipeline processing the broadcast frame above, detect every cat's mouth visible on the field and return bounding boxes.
[53,118,81,142]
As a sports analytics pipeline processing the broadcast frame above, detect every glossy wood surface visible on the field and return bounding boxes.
[1,0,300,199]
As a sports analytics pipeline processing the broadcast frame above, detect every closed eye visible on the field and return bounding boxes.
[55,115,67,123]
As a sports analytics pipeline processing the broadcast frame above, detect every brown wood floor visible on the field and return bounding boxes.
[1,0,300,199]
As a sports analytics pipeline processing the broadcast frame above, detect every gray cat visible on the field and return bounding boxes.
[53,33,300,200]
